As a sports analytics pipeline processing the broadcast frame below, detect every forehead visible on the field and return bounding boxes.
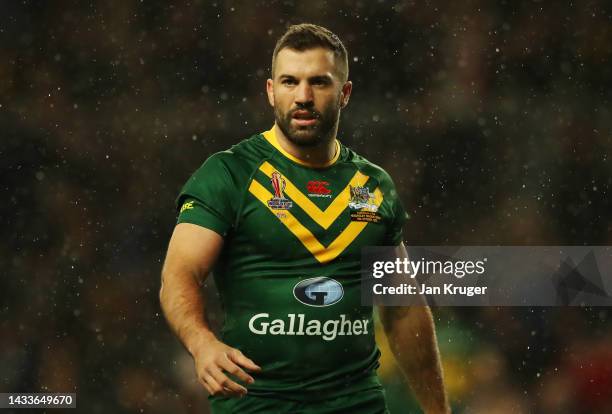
[274,47,340,79]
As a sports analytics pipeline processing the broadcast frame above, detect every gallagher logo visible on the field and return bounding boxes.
[306,181,332,198]
[293,277,344,307]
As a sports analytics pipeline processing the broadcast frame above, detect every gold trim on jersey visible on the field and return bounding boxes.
[248,179,383,264]
[259,161,368,229]
[262,127,341,168]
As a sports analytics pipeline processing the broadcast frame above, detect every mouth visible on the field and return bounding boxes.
[291,110,318,127]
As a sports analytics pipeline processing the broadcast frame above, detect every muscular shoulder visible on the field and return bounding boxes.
[177,132,274,228]
[189,133,272,182]
[344,146,398,190]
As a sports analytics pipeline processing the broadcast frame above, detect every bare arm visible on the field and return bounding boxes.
[160,223,260,397]
[378,244,450,414]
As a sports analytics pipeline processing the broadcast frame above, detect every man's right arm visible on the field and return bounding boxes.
[159,222,261,397]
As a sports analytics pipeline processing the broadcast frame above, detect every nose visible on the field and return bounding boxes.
[294,81,314,106]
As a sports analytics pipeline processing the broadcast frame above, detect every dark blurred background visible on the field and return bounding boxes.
[1,1,611,413]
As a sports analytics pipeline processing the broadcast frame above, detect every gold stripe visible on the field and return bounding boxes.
[262,126,340,168]
[249,180,326,257]
[248,179,384,264]
[321,188,384,262]
[259,161,369,229]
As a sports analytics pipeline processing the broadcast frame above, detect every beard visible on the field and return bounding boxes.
[274,99,341,147]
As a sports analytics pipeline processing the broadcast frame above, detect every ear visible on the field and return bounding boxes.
[340,81,352,108]
[266,78,275,107]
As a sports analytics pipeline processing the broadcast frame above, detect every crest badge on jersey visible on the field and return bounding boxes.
[348,185,382,223]
[267,171,293,210]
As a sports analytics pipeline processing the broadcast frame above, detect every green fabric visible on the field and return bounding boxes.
[176,132,407,401]
[210,380,389,414]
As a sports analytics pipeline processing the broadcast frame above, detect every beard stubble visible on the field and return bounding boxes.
[274,97,341,148]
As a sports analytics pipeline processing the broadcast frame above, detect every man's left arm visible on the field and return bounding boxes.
[378,244,450,414]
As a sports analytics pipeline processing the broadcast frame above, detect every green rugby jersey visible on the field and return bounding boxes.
[176,127,407,401]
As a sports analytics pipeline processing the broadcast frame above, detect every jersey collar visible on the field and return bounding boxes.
[262,126,341,168]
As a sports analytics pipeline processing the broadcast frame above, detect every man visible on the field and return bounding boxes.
[160,23,450,413]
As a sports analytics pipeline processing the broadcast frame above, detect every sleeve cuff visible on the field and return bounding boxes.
[177,198,231,236]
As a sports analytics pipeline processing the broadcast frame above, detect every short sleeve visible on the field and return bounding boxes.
[383,175,409,246]
[176,153,237,237]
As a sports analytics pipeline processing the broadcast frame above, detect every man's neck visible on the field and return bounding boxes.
[273,124,338,167]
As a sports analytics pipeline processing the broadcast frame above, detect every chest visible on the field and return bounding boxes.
[236,160,392,264]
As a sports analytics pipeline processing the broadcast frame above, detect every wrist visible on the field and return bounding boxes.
[186,329,218,357]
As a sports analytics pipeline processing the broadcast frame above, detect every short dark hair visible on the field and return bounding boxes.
[272,23,349,82]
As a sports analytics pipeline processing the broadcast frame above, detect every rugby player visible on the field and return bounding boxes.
[160,23,450,413]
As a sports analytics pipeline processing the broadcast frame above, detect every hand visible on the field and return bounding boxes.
[192,337,262,398]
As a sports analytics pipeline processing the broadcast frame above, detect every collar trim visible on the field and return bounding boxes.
[262,126,340,168]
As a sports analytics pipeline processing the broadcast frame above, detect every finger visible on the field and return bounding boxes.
[202,373,228,397]
[219,354,255,384]
[198,376,213,395]
[228,349,262,372]
[209,367,248,396]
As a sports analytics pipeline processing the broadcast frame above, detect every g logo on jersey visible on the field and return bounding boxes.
[293,277,344,307]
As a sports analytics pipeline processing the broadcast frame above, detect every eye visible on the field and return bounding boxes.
[281,78,297,85]
[311,77,332,86]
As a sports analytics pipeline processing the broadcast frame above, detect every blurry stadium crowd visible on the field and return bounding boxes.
[1,1,611,413]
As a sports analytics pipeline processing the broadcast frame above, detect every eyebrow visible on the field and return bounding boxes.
[309,75,333,83]
[278,74,333,82]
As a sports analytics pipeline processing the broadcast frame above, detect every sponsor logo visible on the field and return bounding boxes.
[267,171,293,210]
[180,200,194,213]
[307,181,332,198]
[248,313,370,341]
[293,277,344,307]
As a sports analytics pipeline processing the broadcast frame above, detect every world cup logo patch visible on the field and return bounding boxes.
[267,171,293,210]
